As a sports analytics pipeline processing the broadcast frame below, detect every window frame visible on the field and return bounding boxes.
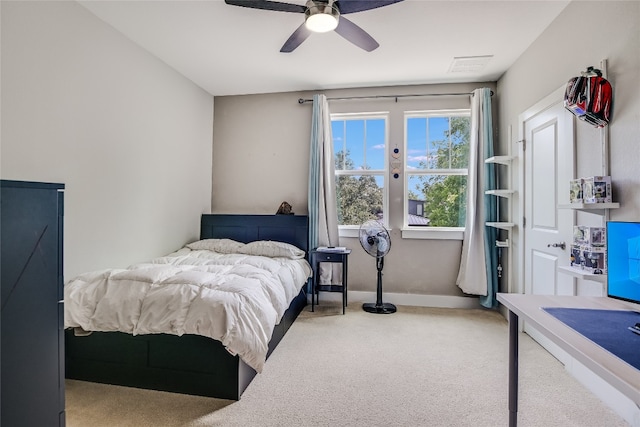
[331,112,389,235]
[402,109,471,240]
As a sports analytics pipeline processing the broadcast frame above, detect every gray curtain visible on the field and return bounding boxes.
[456,88,498,308]
[308,94,341,284]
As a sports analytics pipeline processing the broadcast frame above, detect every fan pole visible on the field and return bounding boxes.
[362,256,397,314]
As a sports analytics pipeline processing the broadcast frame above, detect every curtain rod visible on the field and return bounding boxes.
[297,90,493,104]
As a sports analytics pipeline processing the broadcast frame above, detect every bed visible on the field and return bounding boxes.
[64,214,310,400]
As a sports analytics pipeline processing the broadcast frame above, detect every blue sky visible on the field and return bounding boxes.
[406,116,450,170]
[332,118,385,170]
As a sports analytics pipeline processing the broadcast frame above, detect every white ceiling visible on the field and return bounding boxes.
[78,0,571,96]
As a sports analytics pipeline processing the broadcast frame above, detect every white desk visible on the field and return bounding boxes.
[497,293,640,427]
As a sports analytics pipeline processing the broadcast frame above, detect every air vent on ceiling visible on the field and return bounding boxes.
[448,55,493,73]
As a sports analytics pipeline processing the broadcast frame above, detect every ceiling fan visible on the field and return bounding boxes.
[224,0,404,52]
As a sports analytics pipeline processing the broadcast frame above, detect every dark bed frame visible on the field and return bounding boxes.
[65,214,309,400]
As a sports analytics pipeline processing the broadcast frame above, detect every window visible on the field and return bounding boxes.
[331,114,388,228]
[404,110,470,229]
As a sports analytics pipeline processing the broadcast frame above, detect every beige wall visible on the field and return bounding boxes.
[1,1,214,278]
[497,0,640,294]
[213,1,639,300]
[213,83,496,298]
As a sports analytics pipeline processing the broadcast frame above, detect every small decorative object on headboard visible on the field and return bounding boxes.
[276,201,294,215]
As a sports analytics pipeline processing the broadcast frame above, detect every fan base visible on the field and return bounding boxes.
[362,302,397,314]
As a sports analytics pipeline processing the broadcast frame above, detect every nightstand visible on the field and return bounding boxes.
[310,248,351,315]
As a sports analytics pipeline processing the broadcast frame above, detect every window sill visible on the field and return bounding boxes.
[401,227,464,240]
[338,226,389,239]
[338,226,464,240]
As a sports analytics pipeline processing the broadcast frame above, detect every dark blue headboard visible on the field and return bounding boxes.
[200,214,309,253]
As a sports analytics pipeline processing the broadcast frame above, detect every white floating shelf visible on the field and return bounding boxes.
[559,202,620,210]
[558,266,607,284]
[486,189,515,198]
[558,202,620,216]
[486,222,515,230]
[485,156,514,166]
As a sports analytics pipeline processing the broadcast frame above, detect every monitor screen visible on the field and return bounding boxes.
[607,221,640,304]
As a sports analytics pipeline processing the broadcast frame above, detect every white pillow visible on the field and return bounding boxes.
[238,240,305,259]
[186,238,244,254]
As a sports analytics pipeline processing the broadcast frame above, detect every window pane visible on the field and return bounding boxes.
[407,115,470,172]
[450,116,470,168]
[333,114,388,228]
[336,174,384,226]
[407,174,467,227]
[366,119,385,170]
[346,120,365,170]
[332,121,346,170]
[407,117,427,170]
[429,116,450,169]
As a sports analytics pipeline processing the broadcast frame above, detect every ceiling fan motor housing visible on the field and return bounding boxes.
[305,0,340,32]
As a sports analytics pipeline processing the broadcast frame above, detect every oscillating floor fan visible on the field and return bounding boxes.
[359,220,396,314]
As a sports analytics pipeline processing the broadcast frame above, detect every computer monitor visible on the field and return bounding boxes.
[607,221,640,304]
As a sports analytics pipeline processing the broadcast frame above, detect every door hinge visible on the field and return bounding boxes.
[523,216,526,227]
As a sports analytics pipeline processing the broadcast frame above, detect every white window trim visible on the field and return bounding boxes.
[338,226,366,239]
[332,112,390,230]
[403,109,470,233]
[339,226,463,240]
[400,227,464,240]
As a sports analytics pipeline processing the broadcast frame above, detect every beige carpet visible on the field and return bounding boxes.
[66,304,628,426]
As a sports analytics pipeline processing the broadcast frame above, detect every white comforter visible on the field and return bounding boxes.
[64,248,311,372]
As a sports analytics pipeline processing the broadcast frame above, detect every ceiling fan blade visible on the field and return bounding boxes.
[337,0,404,15]
[334,17,379,51]
[280,23,312,53]
[224,0,306,13]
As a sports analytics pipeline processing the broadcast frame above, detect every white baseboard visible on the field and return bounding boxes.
[309,290,482,309]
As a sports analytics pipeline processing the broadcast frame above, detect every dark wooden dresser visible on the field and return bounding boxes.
[1,180,65,426]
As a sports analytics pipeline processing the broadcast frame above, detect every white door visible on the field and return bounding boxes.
[520,87,575,297]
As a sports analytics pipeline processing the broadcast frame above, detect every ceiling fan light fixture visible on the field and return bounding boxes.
[305,3,339,33]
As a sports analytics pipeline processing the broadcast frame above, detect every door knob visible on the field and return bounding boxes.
[547,242,566,250]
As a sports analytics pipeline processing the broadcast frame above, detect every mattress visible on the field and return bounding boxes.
[64,239,312,372]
